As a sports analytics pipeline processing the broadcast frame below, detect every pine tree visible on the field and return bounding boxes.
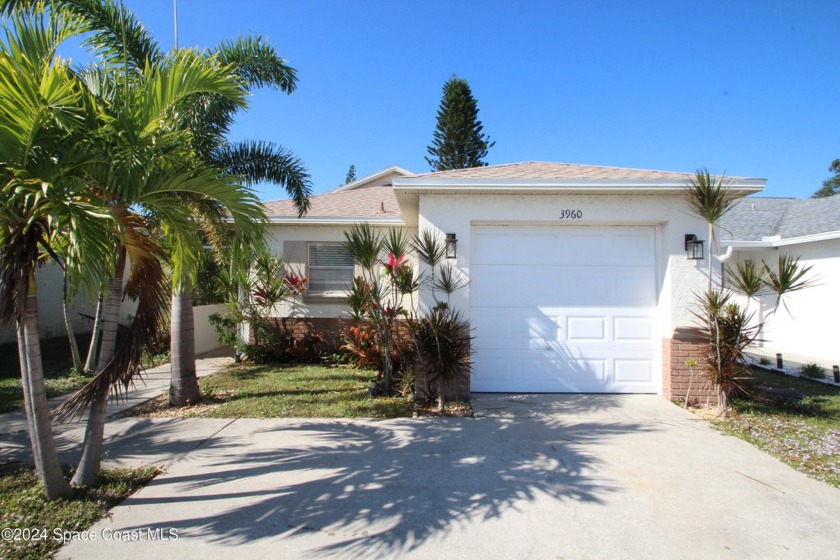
[812,159,840,198]
[425,75,495,171]
[345,164,357,184]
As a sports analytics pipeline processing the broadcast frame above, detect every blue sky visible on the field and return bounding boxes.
[115,0,840,200]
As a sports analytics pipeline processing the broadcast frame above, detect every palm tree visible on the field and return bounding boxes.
[56,48,263,486]
[42,0,313,405]
[0,7,113,498]
[168,36,311,405]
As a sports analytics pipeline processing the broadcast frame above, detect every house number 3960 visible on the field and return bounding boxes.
[559,210,582,219]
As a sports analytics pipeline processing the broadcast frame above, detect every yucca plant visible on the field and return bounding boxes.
[692,290,759,413]
[412,307,473,412]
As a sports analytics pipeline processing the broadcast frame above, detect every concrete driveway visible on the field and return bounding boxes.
[59,394,840,559]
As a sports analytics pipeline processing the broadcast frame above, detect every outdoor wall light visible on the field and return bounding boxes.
[445,233,457,259]
[685,234,704,260]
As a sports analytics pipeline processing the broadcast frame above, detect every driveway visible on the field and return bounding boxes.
[58,394,840,559]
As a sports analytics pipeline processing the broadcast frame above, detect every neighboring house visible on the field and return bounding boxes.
[719,195,840,365]
[264,161,765,400]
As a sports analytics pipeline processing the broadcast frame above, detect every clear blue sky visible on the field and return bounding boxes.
[115,0,839,200]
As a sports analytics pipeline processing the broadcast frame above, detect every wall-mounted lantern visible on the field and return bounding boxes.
[445,233,457,259]
[685,234,704,260]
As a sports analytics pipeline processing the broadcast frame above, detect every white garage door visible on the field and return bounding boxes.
[470,225,658,393]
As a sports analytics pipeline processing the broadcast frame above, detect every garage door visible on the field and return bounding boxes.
[470,225,658,393]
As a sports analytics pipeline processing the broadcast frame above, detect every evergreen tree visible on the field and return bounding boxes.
[425,75,494,171]
[345,164,357,184]
[812,159,840,198]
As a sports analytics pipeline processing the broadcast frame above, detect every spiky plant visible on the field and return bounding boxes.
[412,307,473,411]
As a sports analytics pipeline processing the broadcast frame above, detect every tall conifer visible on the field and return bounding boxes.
[426,75,494,171]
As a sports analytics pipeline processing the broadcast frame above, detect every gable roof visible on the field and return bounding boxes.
[415,161,710,181]
[395,161,764,195]
[333,165,413,192]
[719,195,840,246]
[264,162,766,223]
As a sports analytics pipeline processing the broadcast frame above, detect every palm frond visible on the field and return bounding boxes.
[212,139,311,216]
[213,34,298,93]
[343,222,382,271]
[684,168,739,225]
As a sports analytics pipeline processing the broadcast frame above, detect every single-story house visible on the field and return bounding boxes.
[263,162,766,400]
[719,194,840,366]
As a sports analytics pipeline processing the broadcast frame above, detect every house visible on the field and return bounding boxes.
[718,194,840,366]
[263,162,766,400]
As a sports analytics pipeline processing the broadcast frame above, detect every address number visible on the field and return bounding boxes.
[559,210,582,219]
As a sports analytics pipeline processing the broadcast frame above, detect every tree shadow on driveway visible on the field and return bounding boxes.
[112,401,655,558]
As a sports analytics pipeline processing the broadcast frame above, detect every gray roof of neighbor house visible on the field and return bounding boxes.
[719,195,840,242]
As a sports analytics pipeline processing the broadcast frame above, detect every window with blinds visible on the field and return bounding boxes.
[308,243,355,294]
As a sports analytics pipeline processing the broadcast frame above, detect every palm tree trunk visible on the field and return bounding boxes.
[18,278,72,499]
[72,253,124,487]
[83,295,103,373]
[170,285,200,406]
[62,273,83,372]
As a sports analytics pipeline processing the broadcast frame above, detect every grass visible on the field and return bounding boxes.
[712,368,840,488]
[0,331,170,415]
[129,364,415,419]
[0,464,160,560]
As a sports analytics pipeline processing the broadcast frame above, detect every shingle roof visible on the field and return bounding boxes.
[263,185,401,219]
[719,195,840,241]
[415,161,749,181]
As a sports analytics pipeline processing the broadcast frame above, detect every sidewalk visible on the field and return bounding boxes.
[0,351,235,467]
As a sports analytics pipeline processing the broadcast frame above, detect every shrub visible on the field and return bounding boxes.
[800,362,826,379]
[412,307,473,411]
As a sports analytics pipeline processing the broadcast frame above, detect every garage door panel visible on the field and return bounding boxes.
[614,360,654,383]
[614,316,653,341]
[565,317,606,341]
[470,225,658,393]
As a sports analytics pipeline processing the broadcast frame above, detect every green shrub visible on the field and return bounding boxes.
[800,362,826,379]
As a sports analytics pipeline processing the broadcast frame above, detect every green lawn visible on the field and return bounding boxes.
[713,368,840,488]
[0,465,159,560]
[0,332,169,415]
[141,364,414,419]
[0,335,95,414]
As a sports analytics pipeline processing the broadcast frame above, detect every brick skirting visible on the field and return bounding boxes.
[662,328,717,405]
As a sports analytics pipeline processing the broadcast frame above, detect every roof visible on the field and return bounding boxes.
[264,162,765,223]
[263,185,402,224]
[415,161,754,182]
[333,165,413,192]
[719,195,840,245]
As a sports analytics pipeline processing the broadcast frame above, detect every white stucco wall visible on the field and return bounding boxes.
[730,240,840,364]
[0,263,137,345]
[265,224,418,318]
[417,193,711,339]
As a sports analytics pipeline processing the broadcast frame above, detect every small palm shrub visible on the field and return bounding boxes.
[411,307,473,412]
[695,290,760,413]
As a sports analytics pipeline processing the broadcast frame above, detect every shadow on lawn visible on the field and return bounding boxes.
[114,398,654,558]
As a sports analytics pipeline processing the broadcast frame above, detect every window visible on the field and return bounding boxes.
[308,243,354,294]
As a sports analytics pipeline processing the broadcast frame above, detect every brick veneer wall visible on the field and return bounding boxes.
[266,317,353,353]
[662,327,717,405]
